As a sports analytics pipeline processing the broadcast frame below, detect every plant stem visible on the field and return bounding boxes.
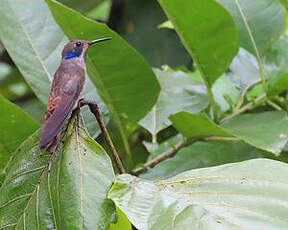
[267,100,283,111]
[235,0,266,92]
[131,138,196,175]
[131,136,238,176]
[203,136,239,141]
[221,93,266,123]
[207,86,218,122]
[235,79,261,111]
[78,98,126,174]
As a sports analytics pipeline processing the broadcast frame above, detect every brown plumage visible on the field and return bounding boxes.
[39,38,111,152]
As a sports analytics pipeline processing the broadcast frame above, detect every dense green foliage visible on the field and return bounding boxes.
[0,0,288,229]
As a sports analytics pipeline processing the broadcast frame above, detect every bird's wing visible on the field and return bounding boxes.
[39,71,84,150]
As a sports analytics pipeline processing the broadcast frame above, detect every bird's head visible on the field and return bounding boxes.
[62,38,111,60]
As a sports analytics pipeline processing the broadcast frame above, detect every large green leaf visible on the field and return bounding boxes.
[139,69,209,137]
[158,0,239,86]
[0,96,39,172]
[109,159,288,229]
[170,111,288,155]
[141,141,274,180]
[170,112,232,138]
[217,0,285,55]
[0,114,115,229]
[0,0,108,136]
[46,0,160,150]
[221,111,288,155]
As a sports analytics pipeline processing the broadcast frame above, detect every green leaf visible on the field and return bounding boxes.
[109,206,131,230]
[139,69,209,137]
[109,159,288,229]
[0,40,4,55]
[0,0,108,136]
[228,48,260,90]
[0,62,11,79]
[171,111,288,155]
[143,134,184,160]
[0,96,39,172]
[46,0,160,151]
[169,112,232,138]
[85,0,111,21]
[217,0,285,55]
[158,0,239,86]
[264,38,288,75]
[212,75,240,116]
[267,73,288,97]
[264,38,288,97]
[141,141,274,180]
[158,20,174,29]
[0,114,115,229]
[221,111,288,155]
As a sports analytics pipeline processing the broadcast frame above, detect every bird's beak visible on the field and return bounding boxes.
[88,38,112,46]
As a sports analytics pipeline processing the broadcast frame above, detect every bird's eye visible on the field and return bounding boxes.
[76,42,81,47]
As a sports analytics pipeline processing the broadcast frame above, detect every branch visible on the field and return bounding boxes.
[221,93,266,123]
[78,98,126,174]
[235,79,261,111]
[131,138,196,175]
[131,135,240,176]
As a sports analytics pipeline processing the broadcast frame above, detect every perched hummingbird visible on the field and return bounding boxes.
[39,38,111,152]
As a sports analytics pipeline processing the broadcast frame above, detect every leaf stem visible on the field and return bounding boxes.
[267,100,283,111]
[235,79,262,111]
[207,86,218,122]
[131,136,238,176]
[235,0,266,92]
[221,93,266,123]
[78,98,126,174]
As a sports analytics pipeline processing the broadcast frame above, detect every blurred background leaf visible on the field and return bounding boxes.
[58,0,103,13]
[111,0,191,68]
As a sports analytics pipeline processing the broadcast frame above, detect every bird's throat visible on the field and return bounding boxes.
[65,48,82,60]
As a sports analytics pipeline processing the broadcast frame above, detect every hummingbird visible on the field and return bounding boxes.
[39,38,111,152]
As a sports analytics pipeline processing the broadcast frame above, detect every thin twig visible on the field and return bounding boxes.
[131,135,240,176]
[267,100,283,111]
[203,136,239,141]
[235,79,261,111]
[78,98,126,174]
[221,93,266,123]
[131,138,196,175]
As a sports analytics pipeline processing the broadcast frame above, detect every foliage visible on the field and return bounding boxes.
[0,0,288,229]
